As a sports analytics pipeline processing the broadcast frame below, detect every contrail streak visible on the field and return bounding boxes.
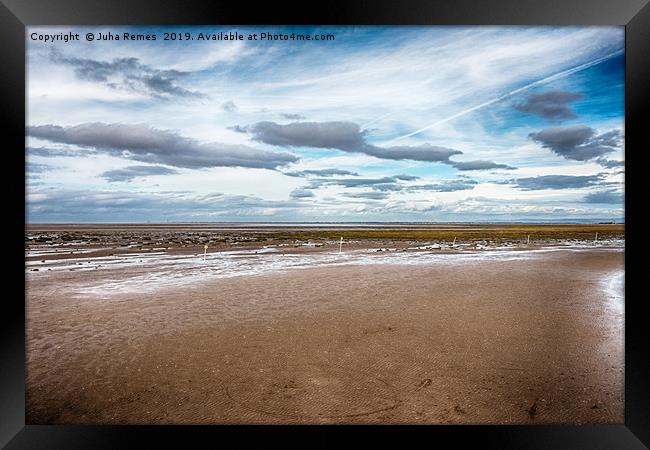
[383,49,624,144]
[361,112,394,129]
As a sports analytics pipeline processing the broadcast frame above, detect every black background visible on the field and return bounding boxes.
[1,0,648,448]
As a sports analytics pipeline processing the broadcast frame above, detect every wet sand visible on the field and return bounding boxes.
[25,222,624,263]
[26,248,624,424]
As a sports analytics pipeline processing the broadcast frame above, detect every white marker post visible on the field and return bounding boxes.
[339,236,343,254]
[204,244,208,261]
[527,235,530,246]
[595,232,598,242]
[452,237,457,246]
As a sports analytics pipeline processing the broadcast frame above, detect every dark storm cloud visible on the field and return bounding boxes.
[407,180,478,192]
[289,188,315,199]
[511,174,604,190]
[367,183,404,192]
[50,50,206,99]
[228,125,248,133]
[529,125,622,161]
[27,188,308,222]
[27,162,55,173]
[221,101,238,113]
[514,90,584,120]
[583,189,624,204]
[393,174,420,181]
[240,120,514,170]
[307,176,476,193]
[283,168,360,178]
[244,121,366,150]
[596,158,625,169]
[342,191,389,200]
[364,143,463,162]
[308,176,401,191]
[100,165,179,182]
[28,146,95,157]
[27,122,299,170]
[280,113,306,120]
[450,160,515,171]
[240,121,463,163]
[26,162,56,181]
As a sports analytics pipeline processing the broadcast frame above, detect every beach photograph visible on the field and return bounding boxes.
[25,26,625,424]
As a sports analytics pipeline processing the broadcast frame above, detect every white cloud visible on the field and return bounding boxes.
[26,26,624,222]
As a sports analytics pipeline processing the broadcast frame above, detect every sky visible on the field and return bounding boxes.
[26,26,625,223]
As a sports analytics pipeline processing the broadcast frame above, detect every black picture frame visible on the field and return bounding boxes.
[2,0,648,447]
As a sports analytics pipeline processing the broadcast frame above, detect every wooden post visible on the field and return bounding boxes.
[452,237,456,246]
[527,235,530,245]
[339,236,343,253]
[595,232,598,242]
[204,244,208,261]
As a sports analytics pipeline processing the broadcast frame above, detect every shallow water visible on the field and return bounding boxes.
[26,240,624,298]
[603,271,624,314]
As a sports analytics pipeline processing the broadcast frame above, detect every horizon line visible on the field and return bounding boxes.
[25,220,625,225]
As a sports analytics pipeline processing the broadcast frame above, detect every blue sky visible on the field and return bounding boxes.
[26,26,624,222]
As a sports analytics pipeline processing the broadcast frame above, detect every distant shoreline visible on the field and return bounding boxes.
[25,223,625,243]
[26,221,625,226]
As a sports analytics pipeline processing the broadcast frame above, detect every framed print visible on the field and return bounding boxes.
[2,0,649,447]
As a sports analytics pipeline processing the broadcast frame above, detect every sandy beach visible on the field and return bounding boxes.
[25,229,624,424]
[23,21,628,429]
